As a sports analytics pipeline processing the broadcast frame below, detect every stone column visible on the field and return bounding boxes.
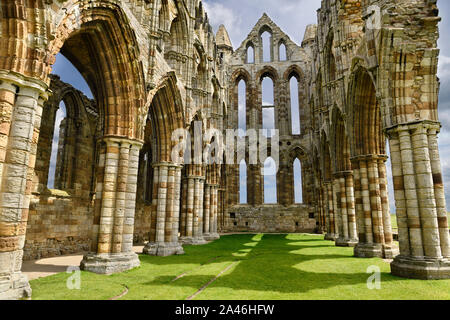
[352,155,398,259]
[332,178,340,240]
[123,144,141,253]
[0,77,46,299]
[191,177,207,245]
[203,184,211,237]
[182,176,195,242]
[324,182,337,240]
[388,122,450,279]
[179,177,188,237]
[149,165,159,243]
[335,171,358,247]
[143,163,184,256]
[208,185,220,240]
[81,138,143,274]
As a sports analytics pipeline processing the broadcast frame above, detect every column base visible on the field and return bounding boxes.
[391,255,450,280]
[204,233,220,241]
[324,233,338,241]
[180,237,208,245]
[0,272,31,300]
[80,252,140,275]
[354,243,399,259]
[143,242,185,257]
[335,237,358,247]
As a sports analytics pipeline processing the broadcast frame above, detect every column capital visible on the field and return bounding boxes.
[333,170,353,179]
[206,183,220,188]
[384,120,441,135]
[100,136,144,149]
[350,154,389,162]
[185,175,206,181]
[0,70,49,100]
[152,162,183,169]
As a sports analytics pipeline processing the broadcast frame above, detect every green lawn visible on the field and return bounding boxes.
[30,234,450,300]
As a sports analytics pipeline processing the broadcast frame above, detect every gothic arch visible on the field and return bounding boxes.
[43,1,146,139]
[146,72,185,163]
[347,65,385,157]
[256,66,279,82]
[330,107,351,173]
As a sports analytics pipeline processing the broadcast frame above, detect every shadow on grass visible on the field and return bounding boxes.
[138,234,403,296]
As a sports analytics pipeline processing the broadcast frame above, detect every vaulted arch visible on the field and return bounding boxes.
[146,73,185,163]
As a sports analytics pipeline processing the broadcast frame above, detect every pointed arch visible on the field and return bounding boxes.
[146,72,185,163]
[240,160,248,204]
[42,2,147,139]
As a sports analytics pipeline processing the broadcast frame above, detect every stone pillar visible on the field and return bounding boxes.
[324,182,337,240]
[191,177,207,244]
[81,138,143,274]
[179,177,188,237]
[143,163,184,256]
[335,171,358,247]
[388,122,450,279]
[183,176,195,242]
[318,184,327,233]
[352,155,398,259]
[180,173,206,245]
[332,178,340,240]
[209,185,220,240]
[203,184,211,237]
[0,77,46,299]
[149,166,159,243]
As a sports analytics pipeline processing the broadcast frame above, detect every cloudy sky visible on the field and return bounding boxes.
[53,0,450,209]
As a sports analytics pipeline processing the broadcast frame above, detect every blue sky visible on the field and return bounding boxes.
[52,0,450,210]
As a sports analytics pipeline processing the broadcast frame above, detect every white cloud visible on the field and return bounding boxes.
[438,55,450,79]
[203,0,321,49]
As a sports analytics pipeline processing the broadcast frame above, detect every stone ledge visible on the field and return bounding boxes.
[142,242,184,257]
[354,243,399,259]
[80,252,140,275]
[203,233,220,241]
[335,237,358,247]
[0,272,31,300]
[181,237,208,246]
[391,255,450,280]
[324,233,338,241]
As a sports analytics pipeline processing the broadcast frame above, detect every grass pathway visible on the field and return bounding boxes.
[30,234,450,300]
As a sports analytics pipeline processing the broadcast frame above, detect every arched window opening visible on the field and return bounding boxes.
[264,157,277,204]
[261,31,272,62]
[279,43,287,61]
[47,101,67,190]
[238,79,247,134]
[386,141,395,215]
[143,149,154,203]
[53,53,93,98]
[247,45,255,64]
[240,160,247,204]
[293,158,303,204]
[262,76,275,138]
[290,76,300,135]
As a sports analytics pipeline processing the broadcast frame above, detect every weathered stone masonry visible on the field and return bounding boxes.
[0,0,449,300]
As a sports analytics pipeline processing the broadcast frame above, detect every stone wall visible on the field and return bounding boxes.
[24,192,93,260]
[223,205,316,233]
[134,204,151,244]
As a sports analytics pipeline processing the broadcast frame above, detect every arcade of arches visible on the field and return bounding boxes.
[0,0,449,299]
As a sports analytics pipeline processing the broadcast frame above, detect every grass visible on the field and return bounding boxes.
[30,234,450,300]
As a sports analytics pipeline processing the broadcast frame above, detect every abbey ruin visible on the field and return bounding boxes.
[0,0,449,299]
